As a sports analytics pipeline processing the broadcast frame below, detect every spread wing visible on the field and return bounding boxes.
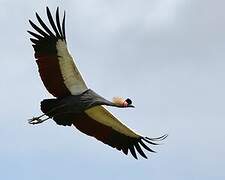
[72,106,167,159]
[28,7,87,98]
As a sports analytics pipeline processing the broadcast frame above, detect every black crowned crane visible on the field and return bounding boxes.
[28,7,167,159]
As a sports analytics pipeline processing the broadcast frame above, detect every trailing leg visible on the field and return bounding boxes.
[28,115,50,124]
[28,98,65,125]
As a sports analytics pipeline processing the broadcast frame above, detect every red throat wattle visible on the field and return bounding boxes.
[123,100,128,107]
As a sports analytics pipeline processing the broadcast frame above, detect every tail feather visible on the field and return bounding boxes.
[41,99,60,114]
[41,98,72,126]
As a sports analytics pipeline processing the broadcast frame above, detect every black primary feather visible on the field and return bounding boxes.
[134,142,147,159]
[129,145,138,159]
[35,12,55,37]
[46,7,60,38]
[62,11,66,40]
[29,20,49,37]
[56,7,63,37]
[139,139,156,153]
[27,30,43,40]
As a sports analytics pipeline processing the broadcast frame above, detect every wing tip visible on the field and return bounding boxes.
[28,7,67,45]
[46,6,50,13]
[128,134,168,159]
[145,134,168,141]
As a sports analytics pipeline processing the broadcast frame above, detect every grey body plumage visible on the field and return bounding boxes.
[40,89,130,126]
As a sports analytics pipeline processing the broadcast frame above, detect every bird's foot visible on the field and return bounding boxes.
[28,117,46,125]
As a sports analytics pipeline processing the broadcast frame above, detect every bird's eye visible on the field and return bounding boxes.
[125,98,132,105]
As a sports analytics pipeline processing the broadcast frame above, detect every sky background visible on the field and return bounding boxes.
[0,0,225,179]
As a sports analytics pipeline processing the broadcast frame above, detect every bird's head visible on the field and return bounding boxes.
[112,97,135,108]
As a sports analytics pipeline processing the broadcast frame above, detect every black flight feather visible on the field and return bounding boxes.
[134,142,148,159]
[27,30,43,40]
[30,38,39,44]
[35,12,55,37]
[146,134,168,141]
[46,7,60,38]
[62,11,66,40]
[122,147,128,155]
[29,19,49,37]
[56,7,63,37]
[139,140,156,153]
[143,137,159,145]
[129,145,138,159]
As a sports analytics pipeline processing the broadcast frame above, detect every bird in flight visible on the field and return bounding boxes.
[27,7,167,159]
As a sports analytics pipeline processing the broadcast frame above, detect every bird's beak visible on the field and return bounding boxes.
[128,104,135,108]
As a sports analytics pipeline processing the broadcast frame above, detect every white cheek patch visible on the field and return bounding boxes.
[85,106,140,138]
[56,39,88,95]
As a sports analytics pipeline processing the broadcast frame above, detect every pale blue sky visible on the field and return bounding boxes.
[1,0,225,179]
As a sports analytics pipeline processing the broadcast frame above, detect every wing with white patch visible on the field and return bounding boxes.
[28,7,87,98]
[85,106,139,138]
[74,106,167,159]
